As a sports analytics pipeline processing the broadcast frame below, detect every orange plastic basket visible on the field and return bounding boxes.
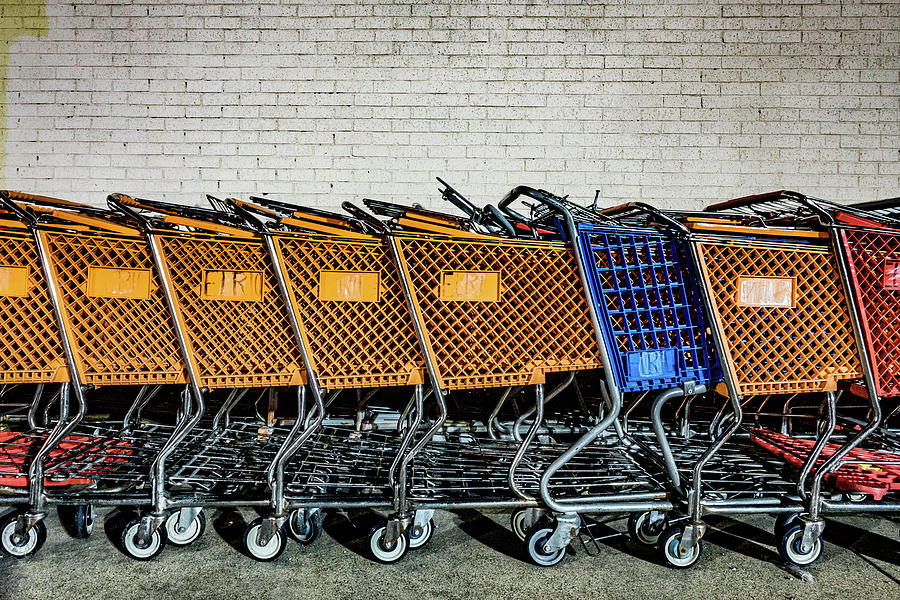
[153,230,305,390]
[271,231,425,389]
[0,227,67,383]
[693,231,862,395]
[393,234,602,391]
[40,229,186,386]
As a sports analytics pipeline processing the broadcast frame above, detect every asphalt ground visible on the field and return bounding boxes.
[0,508,897,600]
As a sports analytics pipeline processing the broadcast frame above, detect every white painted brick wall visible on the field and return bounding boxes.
[2,0,898,211]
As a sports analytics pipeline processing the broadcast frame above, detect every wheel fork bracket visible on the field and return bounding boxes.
[542,513,582,555]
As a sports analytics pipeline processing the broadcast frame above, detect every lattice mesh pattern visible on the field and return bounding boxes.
[158,233,304,389]
[696,240,862,395]
[396,236,602,390]
[581,224,718,392]
[0,230,67,383]
[45,232,185,386]
[840,228,900,397]
[275,234,425,389]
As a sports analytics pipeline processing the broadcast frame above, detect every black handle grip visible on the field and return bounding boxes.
[341,201,389,234]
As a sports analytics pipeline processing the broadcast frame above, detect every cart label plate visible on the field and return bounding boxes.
[882,260,900,290]
[318,270,380,302]
[439,271,501,302]
[625,348,678,380]
[200,270,263,302]
[0,265,29,297]
[87,266,151,299]
[736,276,795,308]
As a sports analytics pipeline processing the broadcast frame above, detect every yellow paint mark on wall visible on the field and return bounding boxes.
[0,1,48,185]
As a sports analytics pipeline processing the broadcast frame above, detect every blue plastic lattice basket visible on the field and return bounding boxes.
[575,222,719,393]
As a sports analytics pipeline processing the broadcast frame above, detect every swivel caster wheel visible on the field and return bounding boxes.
[628,511,667,547]
[287,509,323,545]
[511,509,530,542]
[368,523,408,564]
[243,517,287,562]
[165,509,206,547]
[0,512,46,558]
[58,504,95,539]
[121,518,167,561]
[407,517,434,550]
[773,513,800,540]
[524,521,567,567]
[658,525,703,569]
[778,524,823,567]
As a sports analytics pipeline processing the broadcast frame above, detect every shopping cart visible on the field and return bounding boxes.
[647,191,873,568]
[0,191,203,557]
[0,192,279,561]
[223,196,445,562]
[705,192,900,558]
[0,192,73,556]
[474,188,726,566]
[106,194,323,561]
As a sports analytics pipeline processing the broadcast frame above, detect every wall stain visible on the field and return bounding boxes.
[1,0,47,186]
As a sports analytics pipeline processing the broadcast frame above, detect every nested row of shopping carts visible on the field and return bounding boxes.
[0,182,897,570]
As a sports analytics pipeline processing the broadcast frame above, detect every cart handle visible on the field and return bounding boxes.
[598,202,691,235]
[436,177,480,218]
[435,178,516,237]
[211,195,266,234]
[705,190,807,212]
[341,201,390,235]
[251,195,352,224]
[0,190,36,223]
[117,193,250,229]
[109,193,254,237]
[849,196,900,213]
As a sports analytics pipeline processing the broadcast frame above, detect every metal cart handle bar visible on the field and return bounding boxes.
[250,195,374,235]
[796,194,900,230]
[849,196,900,213]
[495,185,580,233]
[432,178,517,236]
[249,195,369,233]
[108,193,255,238]
[364,197,471,229]
[0,190,140,236]
[234,196,375,239]
[482,203,518,238]
[598,201,691,236]
[341,201,391,235]
[436,176,480,218]
[705,189,807,213]
[116,193,251,230]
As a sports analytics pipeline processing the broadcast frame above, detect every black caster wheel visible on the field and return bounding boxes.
[121,518,167,561]
[165,509,206,547]
[628,511,667,547]
[778,524,823,567]
[58,504,95,540]
[524,521,567,567]
[0,512,46,558]
[243,517,287,562]
[287,509,323,545]
[658,525,703,569]
[368,522,408,564]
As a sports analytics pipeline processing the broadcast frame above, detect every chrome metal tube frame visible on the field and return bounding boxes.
[27,229,91,519]
[683,239,745,527]
[533,199,628,515]
[386,234,449,520]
